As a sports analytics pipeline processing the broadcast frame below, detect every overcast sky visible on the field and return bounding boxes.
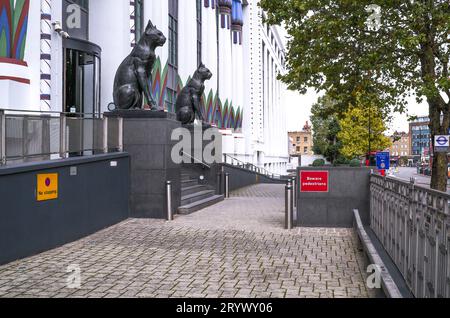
[285,90,429,134]
[279,28,429,134]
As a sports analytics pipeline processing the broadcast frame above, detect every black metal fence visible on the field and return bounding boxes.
[370,174,450,298]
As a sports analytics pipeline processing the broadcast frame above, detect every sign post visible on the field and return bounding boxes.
[376,152,390,176]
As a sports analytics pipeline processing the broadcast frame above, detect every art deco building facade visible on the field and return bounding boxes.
[0,0,289,174]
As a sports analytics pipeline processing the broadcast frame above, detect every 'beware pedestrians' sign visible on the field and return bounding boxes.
[434,135,450,153]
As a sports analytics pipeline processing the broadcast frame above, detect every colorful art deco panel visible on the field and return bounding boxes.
[150,57,243,131]
[0,0,29,61]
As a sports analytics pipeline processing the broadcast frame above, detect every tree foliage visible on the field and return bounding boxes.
[259,0,450,191]
[310,95,344,163]
[338,93,392,159]
[310,95,335,155]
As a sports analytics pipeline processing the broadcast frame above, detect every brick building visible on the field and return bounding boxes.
[289,122,314,156]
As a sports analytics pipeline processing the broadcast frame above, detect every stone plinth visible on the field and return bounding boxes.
[105,111,181,219]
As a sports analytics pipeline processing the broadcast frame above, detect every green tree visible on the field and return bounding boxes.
[260,0,450,191]
[310,95,335,155]
[324,118,343,163]
[310,95,344,163]
[338,93,392,159]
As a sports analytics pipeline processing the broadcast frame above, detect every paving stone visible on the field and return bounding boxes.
[0,184,371,299]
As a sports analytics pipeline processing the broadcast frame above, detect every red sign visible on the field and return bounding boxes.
[300,171,329,192]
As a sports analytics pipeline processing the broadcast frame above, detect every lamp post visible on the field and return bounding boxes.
[366,104,372,167]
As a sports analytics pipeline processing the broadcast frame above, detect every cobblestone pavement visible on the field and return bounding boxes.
[0,184,371,298]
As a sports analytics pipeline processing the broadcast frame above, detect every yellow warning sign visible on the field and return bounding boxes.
[37,174,58,201]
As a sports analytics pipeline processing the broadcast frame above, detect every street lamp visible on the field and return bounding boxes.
[366,104,372,167]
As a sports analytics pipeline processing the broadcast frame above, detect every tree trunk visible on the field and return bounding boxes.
[419,14,449,192]
[431,152,447,192]
[428,97,448,192]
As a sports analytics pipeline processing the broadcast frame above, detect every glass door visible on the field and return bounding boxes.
[63,38,101,156]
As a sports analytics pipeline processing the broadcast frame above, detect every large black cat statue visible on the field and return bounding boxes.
[113,20,166,111]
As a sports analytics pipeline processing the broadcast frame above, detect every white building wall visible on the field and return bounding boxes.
[178,1,197,81]
[89,0,130,113]
[217,12,233,104]
[202,5,218,94]
[1,0,289,175]
[145,0,169,65]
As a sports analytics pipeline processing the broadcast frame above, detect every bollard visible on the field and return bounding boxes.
[285,180,294,230]
[216,171,222,195]
[224,173,230,198]
[291,177,297,208]
[166,181,173,221]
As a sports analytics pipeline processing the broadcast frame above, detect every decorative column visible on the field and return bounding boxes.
[231,0,243,131]
[40,0,52,110]
[129,0,135,47]
[201,0,218,125]
[231,0,243,45]
[217,0,233,128]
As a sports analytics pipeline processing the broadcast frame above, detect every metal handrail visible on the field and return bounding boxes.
[0,108,102,116]
[223,153,283,179]
[0,110,123,166]
[182,151,211,169]
[370,173,450,298]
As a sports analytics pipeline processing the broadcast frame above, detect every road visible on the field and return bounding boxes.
[388,167,450,193]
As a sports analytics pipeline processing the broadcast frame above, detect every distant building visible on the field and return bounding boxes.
[409,116,431,162]
[289,122,314,156]
[388,131,410,158]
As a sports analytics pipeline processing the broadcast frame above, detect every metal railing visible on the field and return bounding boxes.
[370,174,450,298]
[0,109,123,166]
[181,151,211,169]
[223,154,283,179]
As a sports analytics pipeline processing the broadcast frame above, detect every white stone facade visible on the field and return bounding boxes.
[0,0,289,174]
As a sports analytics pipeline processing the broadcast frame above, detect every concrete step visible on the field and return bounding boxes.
[181,185,209,196]
[178,195,225,215]
[181,190,216,206]
[181,179,198,187]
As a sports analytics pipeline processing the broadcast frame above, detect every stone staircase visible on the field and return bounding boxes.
[178,169,224,215]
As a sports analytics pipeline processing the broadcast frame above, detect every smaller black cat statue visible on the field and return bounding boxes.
[175,63,213,125]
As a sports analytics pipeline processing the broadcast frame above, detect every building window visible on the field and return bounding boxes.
[168,0,178,68]
[135,0,144,42]
[70,0,89,11]
[196,0,202,66]
[166,0,179,112]
[304,137,308,143]
[296,147,301,152]
[304,147,308,153]
[297,137,300,142]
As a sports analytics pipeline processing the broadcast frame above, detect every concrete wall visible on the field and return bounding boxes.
[296,167,371,228]
[0,153,130,265]
[224,164,285,192]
